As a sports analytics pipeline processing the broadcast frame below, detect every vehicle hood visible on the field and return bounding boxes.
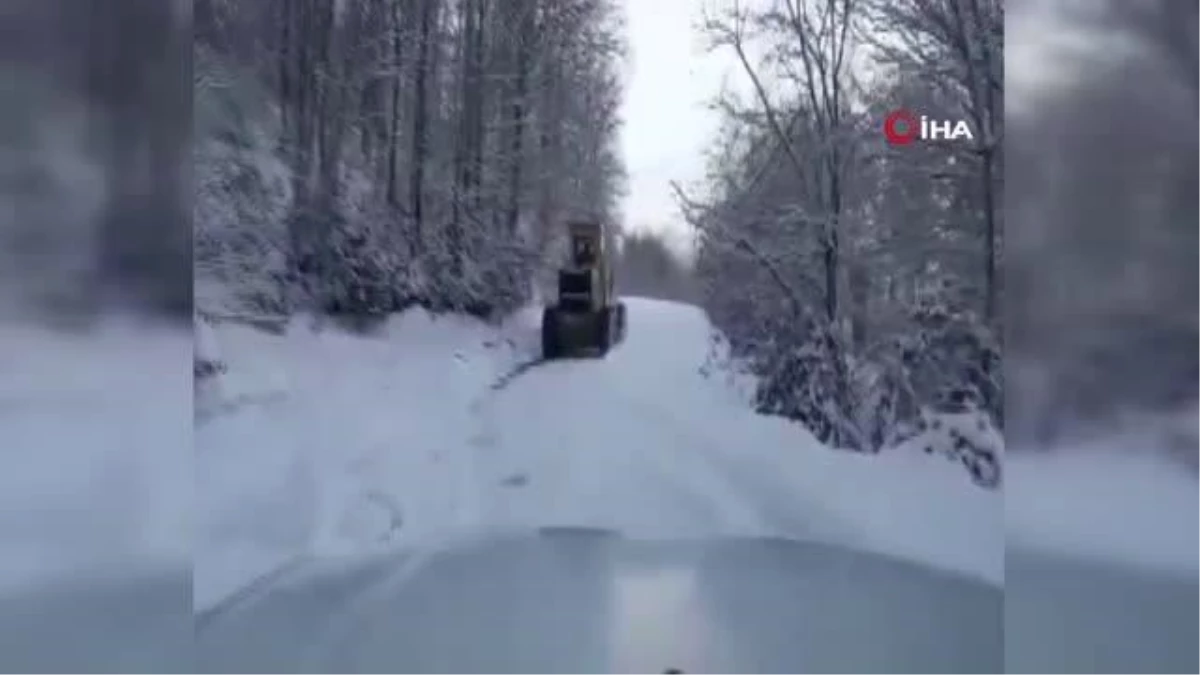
[3,529,1192,672]
[0,568,192,673]
[197,528,1003,673]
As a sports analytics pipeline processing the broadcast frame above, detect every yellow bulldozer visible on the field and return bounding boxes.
[541,220,627,358]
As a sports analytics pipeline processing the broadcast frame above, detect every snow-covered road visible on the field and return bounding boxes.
[1,300,1194,671]
[195,298,1002,610]
[464,300,904,549]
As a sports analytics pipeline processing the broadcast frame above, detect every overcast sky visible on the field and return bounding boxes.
[618,0,732,249]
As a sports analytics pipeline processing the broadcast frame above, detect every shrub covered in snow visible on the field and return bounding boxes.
[193,44,292,318]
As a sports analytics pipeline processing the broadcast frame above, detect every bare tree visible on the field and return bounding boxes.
[700,0,857,326]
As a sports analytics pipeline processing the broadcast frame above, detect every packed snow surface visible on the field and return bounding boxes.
[1007,442,1198,576]
[195,299,1009,609]
[0,298,1192,622]
[0,317,191,593]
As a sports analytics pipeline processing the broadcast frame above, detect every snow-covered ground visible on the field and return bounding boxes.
[0,317,191,594]
[195,298,1006,610]
[1007,442,1199,577]
[3,299,1192,621]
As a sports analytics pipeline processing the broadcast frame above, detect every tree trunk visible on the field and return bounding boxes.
[469,0,487,211]
[505,0,532,236]
[410,0,434,242]
[386,0,403,208]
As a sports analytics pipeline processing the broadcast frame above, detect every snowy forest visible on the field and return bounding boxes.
[677,0,1195,476]
[195,0,1198,477]
[2,0,1192,479]
[1,0,192,322]
[195,0,627,321]
[190,0,1008,479]
[677,0,1004,475]
[1005,0,1197,464]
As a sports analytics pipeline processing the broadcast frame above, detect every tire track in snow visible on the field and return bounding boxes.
[487,356,550,392]
[465,360,572,530]
[460,346,554,530]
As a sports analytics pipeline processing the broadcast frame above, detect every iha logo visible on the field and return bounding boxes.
[883,109,974,145]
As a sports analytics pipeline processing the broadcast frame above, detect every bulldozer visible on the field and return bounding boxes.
[541,220,626,359]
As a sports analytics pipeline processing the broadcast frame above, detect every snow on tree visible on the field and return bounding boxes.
[194,0,628,326]
[681,0,1004,487]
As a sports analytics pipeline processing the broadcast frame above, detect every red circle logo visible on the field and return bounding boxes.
[883,109,919,145]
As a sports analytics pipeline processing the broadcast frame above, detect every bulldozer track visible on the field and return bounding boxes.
[487,345,616,394]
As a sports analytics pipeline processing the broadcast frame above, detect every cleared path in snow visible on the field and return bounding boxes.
[466,298,852,542]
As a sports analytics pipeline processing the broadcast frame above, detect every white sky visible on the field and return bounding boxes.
[618,0,735,249]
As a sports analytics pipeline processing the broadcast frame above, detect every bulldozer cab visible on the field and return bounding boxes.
[572,235,597,266]
[567,221,603,268]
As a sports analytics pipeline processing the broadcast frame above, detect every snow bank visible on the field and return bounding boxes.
[1007,440,1198,578]
[194,309,537,609]
[614,373,1003,582]
[593,299,1003,583]
[0,318,191,593]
